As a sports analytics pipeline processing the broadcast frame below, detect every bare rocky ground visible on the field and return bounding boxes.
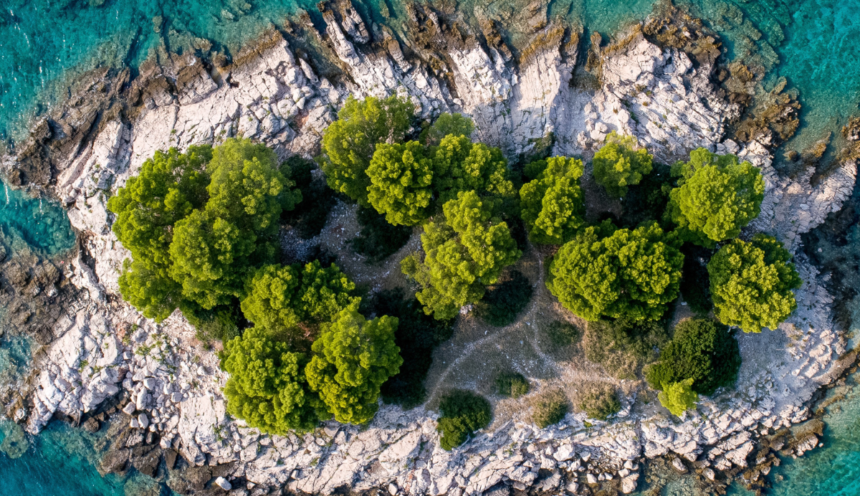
[0,1,857,495]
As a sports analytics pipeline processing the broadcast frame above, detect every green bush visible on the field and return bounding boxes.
[420,113,474,146]
[475,269,533,327]
[240,261,359,344]
[367,141,435,226]
[577,383,621,421]
[349,206,413,263]
[645,318,741,396]
[519,156,586,245]
[321,95,414,206]
[363,288,453,407]
[658,378,698,416]
[708,234,801,333]
[306,307,402,424]
[402,191,522,320]
[592,132,653,198]
[666,148,764,247]
[220,327,328,434]
[436,390,492,450]
[544,321,579,347]
[496,372,530,398]
[546,222,684,322]
[110,139,302,325]
[531,389,569,428]
[186,304,242,344]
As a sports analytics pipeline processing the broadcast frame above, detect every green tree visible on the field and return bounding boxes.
[305,307,403,424]
[108,145,212,321]
[645,318,741,396]
[546,222,684,321]
[519,156,586,244]
[592,132,653,198]
[321,95,414,205]
[170,138,301,309]
[220,327,327,434]
[402,191,522,320]
[366,141,435,226]
[432,135,515,206]
[708,234,801,333]
[666,148,764,247]
[420,113,474,146]
[436,390,492,450]
[240,262,359,340]
[658,378,698,416]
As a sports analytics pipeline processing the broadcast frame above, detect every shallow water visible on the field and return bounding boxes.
[1,0,859,495]
[0,180,76,256]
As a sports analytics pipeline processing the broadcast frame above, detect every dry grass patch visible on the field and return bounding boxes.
[530,388,570,428]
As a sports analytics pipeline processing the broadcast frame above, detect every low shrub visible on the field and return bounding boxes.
[364,289,453,408]
[583,318,669,379]
[577,383,621,421]
[475,269,533,327]
[186,304,242,344]
[645,318,741,396]
[531,389,569,428]
[496,372,530,398]
[544,320,579,347]
[349,206,413,263]
[437,390,492,450]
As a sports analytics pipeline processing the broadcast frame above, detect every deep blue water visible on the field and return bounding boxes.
[0,1,858,495]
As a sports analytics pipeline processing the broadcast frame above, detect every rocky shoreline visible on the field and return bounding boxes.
[0,1,858,495]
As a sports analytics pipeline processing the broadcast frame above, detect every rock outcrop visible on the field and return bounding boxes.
[1,1,856,495]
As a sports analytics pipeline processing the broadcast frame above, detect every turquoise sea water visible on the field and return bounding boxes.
[0,0,859,495]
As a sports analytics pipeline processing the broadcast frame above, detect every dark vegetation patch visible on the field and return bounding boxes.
[645,318,741,396]
[436,390,492,450]
[475,269,533,327]
[679,244,715,314]
[619,164,671,229]
[363,288,453,408]
[348,206,413,263]
[543,320,579,347]
[281,156,337,239]
[495,371,530,398]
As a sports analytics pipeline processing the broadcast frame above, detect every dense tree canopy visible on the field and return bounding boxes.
[366,141,435,226]
[109,139,301,319]
[708,234,801,333]
[306,307,402,424]
[221,327,327,434]
[645,318,741,396]
[592,132,653,198]
[658,378,698,416]
[169,139,301,310]
[402,191,522,320]
[547,222,684,321]
[240,261,359,340]
[421,112,474,146]
[321,95,414,205]
[666,148,764,247]
[432,135,516,206]
[519,156,586,245]
[108,146,212,321]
